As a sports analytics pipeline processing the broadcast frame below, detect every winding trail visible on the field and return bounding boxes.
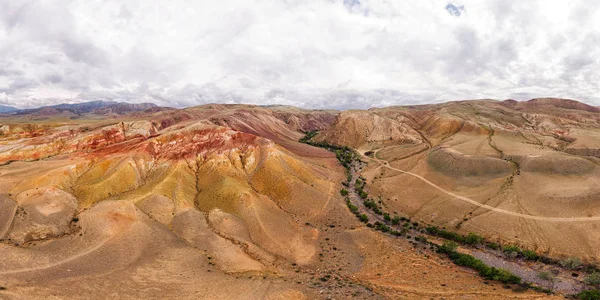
[368,149,600,222]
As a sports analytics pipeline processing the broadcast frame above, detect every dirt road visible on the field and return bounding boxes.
[368,149,600,222]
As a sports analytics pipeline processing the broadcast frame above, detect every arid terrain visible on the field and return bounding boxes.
[1,98,599,299]
[318,98,600,261]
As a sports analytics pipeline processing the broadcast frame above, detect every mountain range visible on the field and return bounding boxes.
[0,100,160,117]
[0,105,17,113]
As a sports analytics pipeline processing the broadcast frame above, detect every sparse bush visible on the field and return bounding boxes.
[561,257,582,270]
[299,130,318,143]
[391,230,402,236]
[391,215,401,225]
[449,251,483,268]
[503,245,521,258]
[383,213,391,222]
[464,232,484,245]
[576,289,600,300]
[522,249,539,261]
[346,201,359,214]
[359,214,369,223]
[340,189,349,196]
[363,199,376,209]
[425,226,440,235]
[480,267,521,284]
[425,226,480,245]
[439,241,459,254]
[374,221,392,233]
[486,242,500,250]
[415,235,428,243]
[585,273,600,286]
[538,271,555,281]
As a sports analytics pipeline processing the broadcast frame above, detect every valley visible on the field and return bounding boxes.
[1,98,600,298]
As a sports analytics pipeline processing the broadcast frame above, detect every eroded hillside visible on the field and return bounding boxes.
[0,103,555,299]
[315,98,600,262]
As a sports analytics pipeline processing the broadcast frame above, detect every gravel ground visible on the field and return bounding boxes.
[471,250,585,294]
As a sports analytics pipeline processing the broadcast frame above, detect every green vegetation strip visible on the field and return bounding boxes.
[439,241,520,284]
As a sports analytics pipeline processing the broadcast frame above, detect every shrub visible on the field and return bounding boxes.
[486,242,500,250]
[425,226,478,245]
[374,221,391,233]
[503,245,521,257]
[439,241,458,254]
[576,289,600,300]
[522,249,539,261]
[391,216,401,225]
[391,230,403,236]
[363,199,376,209]
[359,214,369,223]
[481,267,521,284]
[425,226,440,235]
[584,265,600,274]
[585,273,600,286]
[383,213,391,222]
[561,257,582,270]
[464,233,484,245]
[346,202,359,214]
[415,235,428,243]
[538,271,555,281]
[299,130,318,142]
[340,189,349,196]
[372,207,383,215]
[359,191,368,199]
[449,251,484,269]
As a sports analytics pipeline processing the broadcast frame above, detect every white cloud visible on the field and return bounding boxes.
[1,0,600,109]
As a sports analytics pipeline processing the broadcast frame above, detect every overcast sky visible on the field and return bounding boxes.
[1,0,599,109]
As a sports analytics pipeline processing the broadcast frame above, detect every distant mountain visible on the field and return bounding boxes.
[14,100,158,116]
[0,105,17,113]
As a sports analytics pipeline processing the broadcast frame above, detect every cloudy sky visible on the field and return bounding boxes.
[1,0,599,109]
